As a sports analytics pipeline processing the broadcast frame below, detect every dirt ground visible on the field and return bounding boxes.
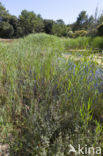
[0,38,16,43]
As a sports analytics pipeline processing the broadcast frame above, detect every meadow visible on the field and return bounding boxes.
[0,33,103,155]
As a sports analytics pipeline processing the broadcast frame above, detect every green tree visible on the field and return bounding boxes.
[8,15,18,37]
[56,19,65,25]
[88,16,95,27]
[0,22,14,38]
[19,10,37,36]
[98,14,103,24]
[0,2,10,22]
[52,20,68,37]
[35,15,44,33]
[0,2,15,38]
[44,20,54,34]
[73,11,88,31]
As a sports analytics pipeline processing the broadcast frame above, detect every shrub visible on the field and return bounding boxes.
[97,23,103,36]
[73,30,88,38]
[87,28,97,37]
[92,37,103,49]
[67,30,74,38]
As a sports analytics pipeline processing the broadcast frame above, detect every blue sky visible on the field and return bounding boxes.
[0,0,103,24]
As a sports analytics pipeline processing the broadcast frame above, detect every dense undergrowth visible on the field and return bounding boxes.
[0,33,103,155]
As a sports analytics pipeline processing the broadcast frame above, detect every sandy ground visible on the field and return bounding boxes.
[0,38,16,43]
[0,144,9,156]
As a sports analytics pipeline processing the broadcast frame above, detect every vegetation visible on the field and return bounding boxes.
[0,1,103,155]
[0,33,103,155]
[97,23,103,36]
[0,2,103,38]
[72,11,94,31]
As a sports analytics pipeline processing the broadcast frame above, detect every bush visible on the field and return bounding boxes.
[73,30,88,38]
[97,23,103,36]
[92,37,103,49]
[67,30,88,38]
[87,28,97,37]
[67,30,74,38]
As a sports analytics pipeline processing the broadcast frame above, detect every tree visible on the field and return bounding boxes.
[88,16,94,26]
[16,25,24,38]
[44,20,54,34]
[8,15,18,37]
[72,11,88,31]
[52,20,68,37]
[0,2,15,38]
[0,22,14,38]
[35,15,44,33]
[56,19,65,25]
[94,7,99,24]
[98,14,103,25]
[19,10,37,36]
[18,10,44,36]
[0,2,10,22]
[87,15,95,33]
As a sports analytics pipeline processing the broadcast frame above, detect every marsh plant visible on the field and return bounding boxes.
[0,34,103,155]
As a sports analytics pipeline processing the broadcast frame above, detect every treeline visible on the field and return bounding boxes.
[0,2,103,38]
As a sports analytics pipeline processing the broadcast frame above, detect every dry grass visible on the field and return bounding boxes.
[0,38,17,43]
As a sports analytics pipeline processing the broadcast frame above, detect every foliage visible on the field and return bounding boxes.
[0,2,103,38]
[0,34,103,155]
[64,36,103,49]
[87,28,97,37]
[0,21,14,38]
[73,30,88,38]
[97,23,103,36]
[52,20,68,37]
[0,2,9,21]
[68,30,74,38]
[18,10,37,36]
[64,36,90,49]
[98,14,103,25]
[0,2,15,38]
[72,11,94,31]
[91,36,103,49]
[44,19,54,34]
[8,15,18,37]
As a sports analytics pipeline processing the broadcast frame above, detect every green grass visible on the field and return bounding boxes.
[91,37,103,49]
[64,36,90,49]
[0,33,103,155]
[64,36,103,50]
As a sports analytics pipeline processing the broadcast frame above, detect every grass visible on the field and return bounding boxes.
[0,33,103,155]
[64,36,103,51]
[91,37,103,49]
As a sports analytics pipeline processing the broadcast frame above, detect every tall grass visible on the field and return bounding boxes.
[64,37,90,49]
[64,36,103,50]
[91,37,103,49]
[0,33,103,155]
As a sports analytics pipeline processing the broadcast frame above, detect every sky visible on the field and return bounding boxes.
[0,0,103,24]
